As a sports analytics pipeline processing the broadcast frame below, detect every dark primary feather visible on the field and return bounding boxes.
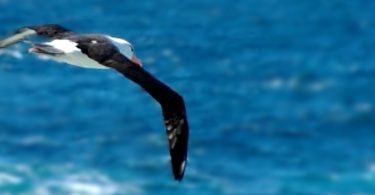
[118,65,189,181]
[28,24,73,38]
[77,37,189,180]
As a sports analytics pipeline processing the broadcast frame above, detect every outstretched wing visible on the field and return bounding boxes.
[125,66,189,181]
[0,27,37,48]
[122,65,189,181]
[0,24,73,48]
[161,91,189,181]
[76,39,189,180]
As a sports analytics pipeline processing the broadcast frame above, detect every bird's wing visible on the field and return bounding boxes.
[0,27,37,48]
[123,65,189,181]
[0,24,73,48]
[76,39,189,181]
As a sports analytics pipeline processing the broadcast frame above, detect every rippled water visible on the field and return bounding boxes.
[1,0,375,194]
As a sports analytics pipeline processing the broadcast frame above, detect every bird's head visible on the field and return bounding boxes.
[127,45,142,67]
[107,36,142,67]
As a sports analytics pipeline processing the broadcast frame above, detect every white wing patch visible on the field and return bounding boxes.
[46,39,80,53]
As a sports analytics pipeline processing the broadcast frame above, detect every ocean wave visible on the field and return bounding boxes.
[186,167,252,195]
[0,172,22,185]
[0,48,23,59]
[31,171,143,195]
[18,135,56,146]
[354,102,373,113]
[263,77,333,92]
[363,163,375,181]
[2,135,59,147]
[0,159,144,194]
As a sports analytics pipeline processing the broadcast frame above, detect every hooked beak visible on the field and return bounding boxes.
[131,54,142,67]
[28,44,64,55]
[28,47,41,53]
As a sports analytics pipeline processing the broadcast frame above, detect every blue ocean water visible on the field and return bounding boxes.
[1,0,375,194]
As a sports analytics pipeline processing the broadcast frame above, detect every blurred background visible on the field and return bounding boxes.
[0,0,375,194]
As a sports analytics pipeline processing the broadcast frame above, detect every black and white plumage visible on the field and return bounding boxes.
[0,24,189,181]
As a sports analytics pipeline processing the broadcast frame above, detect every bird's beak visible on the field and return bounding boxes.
[28,45,64,56]
[28,47,39,53]
[131,54,142,67]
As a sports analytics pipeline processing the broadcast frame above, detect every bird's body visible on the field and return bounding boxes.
[29,35,137,69]
[39,38,107,69]
[0,24,189,181]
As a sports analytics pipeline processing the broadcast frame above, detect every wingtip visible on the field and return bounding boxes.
[174,172,184,181]
[14,27,34,34]
[173,160,187,181]
[0,40,12,49]
[174,176,183,181]
[0,28,36,49]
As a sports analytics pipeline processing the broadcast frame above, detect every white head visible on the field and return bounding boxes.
[106,36,142,66]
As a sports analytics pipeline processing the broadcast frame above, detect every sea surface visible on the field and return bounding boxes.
[0,0,375,194]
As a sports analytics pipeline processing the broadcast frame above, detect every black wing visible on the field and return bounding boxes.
[120,65,189,181]
[77,39,189,181]
[0,24,73,48]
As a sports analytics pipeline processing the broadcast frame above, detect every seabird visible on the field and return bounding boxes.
[0,24,189,181]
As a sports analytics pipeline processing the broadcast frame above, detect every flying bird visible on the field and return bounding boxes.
[0,24,189,181]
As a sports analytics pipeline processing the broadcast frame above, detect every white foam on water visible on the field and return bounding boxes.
[264,77,333,93]
[13,164,33,176]
[32,171,143,195]
[161,48,173,57]
[0,48,23,59]
[363,163,375,181]
[263,77,298,90]
[0,172,22,185]
[265,78,284,89]
[62,172,119,195]
[18,135,54,145]
[36,55,52,61]
[0,159,143,194]
[354,102,372,113]
[65,181,114,195]
[7,135,58,147]
[0,161,32,175]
